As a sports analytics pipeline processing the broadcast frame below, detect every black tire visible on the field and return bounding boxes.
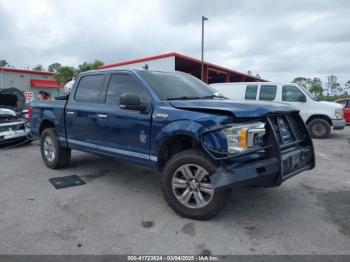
[308,118,331,139]
[40,128,71,169]
[161,148,230,220]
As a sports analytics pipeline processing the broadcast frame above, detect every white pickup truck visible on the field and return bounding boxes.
[211,82,345,138]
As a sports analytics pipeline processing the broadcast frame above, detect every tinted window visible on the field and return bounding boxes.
[259,85,277,100]
[138,71,216,101]
[282,85,306,102]
[75,74,106,103]
[245,85,258,100]
[337,100,349,108]
[106,74,149,105]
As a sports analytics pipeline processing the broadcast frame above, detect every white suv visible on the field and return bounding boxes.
[211,82,345,138]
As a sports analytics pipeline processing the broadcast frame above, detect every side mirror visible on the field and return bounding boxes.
[120,93,147,111]
[299,94,307,102]
[20,109,29,119]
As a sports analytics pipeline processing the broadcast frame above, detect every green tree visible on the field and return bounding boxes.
[309,77,323,96]
[344,80,350,95]
[326,75,342,96]
[54,66,76,86]
[76,60,104,74]
[292,77,312,90]
[48,63,61,73]
[0,59,9,67]
[33,64,44,71]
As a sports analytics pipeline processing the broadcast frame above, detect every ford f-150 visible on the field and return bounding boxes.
[30,69,315,220]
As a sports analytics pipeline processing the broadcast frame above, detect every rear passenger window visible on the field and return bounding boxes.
[259,85,277,100]
[75,75,106,103]
[245,85,258,100]
[106,74,149,105]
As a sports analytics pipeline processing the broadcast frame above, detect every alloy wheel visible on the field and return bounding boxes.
[172,164,214,209]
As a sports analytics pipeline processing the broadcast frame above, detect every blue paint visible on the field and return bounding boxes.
[30,69,297,170]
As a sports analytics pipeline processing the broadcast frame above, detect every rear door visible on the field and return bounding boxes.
[96,72,153,161]
[258,84,277,101]
[65,73,108,150]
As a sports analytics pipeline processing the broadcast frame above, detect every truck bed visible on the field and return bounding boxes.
[30,99,67,143]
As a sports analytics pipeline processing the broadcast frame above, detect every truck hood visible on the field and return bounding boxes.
[169,100,297,118]
[317,100,343,109]
[0,88,26,113]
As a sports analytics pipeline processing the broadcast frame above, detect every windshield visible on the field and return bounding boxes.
[298,85,316,100]
[138,71,219,101]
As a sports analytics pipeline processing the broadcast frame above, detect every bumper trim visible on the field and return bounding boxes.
[332,119,345,130]
[211,157,280,190]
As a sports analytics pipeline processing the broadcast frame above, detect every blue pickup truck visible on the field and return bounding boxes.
[30,69,315,220]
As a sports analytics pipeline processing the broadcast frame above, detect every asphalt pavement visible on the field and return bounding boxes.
[0,127,349,255]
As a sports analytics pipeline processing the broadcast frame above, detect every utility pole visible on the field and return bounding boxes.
[201,16,208,81]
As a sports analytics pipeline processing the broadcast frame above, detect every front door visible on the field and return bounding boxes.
[96,73,153,161]
[281,85,309,120]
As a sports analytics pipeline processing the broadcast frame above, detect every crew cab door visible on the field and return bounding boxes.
[96,72,153,161]
[65,73,108,149]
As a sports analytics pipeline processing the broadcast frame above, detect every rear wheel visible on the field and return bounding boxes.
[308,118,331,139]
[40,128,71,169]
[161,148,230,220]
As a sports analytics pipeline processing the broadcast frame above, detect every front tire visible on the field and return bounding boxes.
[161,148,230,220]
[40,128,71,169]
[308,118,331,139]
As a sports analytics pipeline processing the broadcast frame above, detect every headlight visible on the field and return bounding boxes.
[335,109,344,119]
[222,122,266,154]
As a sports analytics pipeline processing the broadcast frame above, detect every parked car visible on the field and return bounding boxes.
[30,70,315,220]
[0,88,30,146]
[335,98,350,124]
[211,82,345,138]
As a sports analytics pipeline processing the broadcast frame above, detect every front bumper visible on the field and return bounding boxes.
[202,113,315,190]
[0,127,30,144]
[332,119,345,130]
[211,147,314,190]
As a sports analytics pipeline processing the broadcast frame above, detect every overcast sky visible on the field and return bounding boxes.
[0,0,349,84]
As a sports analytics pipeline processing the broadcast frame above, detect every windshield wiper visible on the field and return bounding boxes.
[167,96,203,101]
[167,94,228,101]
[200,94,228,99]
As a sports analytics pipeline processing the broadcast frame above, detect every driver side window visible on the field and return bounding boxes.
[282,85,306,102]
[106,74,149,105]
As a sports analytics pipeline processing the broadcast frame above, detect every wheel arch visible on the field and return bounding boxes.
[39,119,55,136]
[306,114,332,126]
[158,134,200,169]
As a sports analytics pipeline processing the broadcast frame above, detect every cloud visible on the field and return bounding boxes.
[0,0,349,84]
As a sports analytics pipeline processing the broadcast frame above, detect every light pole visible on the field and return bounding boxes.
[201,15,208,81]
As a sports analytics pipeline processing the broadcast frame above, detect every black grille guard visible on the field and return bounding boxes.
[200,112,315,186]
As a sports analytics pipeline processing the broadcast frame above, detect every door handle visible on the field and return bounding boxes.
[97,114,108,119]
[66,111,75,116]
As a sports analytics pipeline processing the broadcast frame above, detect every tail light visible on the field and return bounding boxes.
[28,106,33,122]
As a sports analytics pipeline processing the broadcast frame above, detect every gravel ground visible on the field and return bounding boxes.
[0,127,349,255]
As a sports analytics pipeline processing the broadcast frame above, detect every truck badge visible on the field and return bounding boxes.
[152,113,168,120]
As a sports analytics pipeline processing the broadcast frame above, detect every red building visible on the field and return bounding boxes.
[0,68,62,102]
[98,52,267,83]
